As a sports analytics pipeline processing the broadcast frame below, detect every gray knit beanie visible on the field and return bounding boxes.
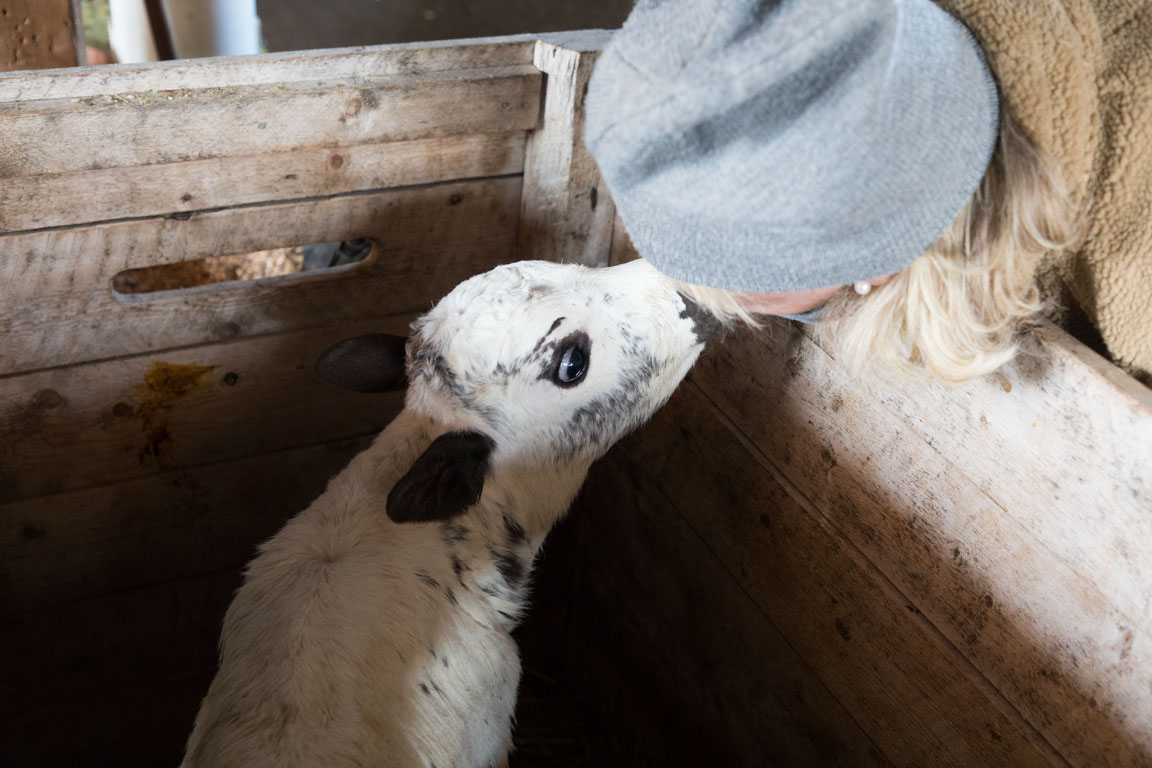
[585,0,999,294]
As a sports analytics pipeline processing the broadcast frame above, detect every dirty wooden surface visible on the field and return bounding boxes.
[0,177,520,375]
[574,456,896,768]
[0,131,526,232]
[577,380,1065,767]
[0,438,371,768]
[689,322,1152,768]
[0,30,607,102]
[0,312,417,505]
[0,67,540,179]
[576,311,1152,767]
[0,0,81,72]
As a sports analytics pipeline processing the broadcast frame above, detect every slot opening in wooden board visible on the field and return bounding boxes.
[109,237,376,298]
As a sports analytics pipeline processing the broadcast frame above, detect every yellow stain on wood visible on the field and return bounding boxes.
[140,362,215,404]
[132,362,215,469]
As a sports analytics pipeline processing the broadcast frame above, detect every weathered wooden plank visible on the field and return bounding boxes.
[0,434,371,617]
[0,176,521,375]
[0,30,609,103]
[818,323,1152,628]
[518,36,615,266]
[0,131,526,232]
[692,323,1152,768]
[573,458,895,767]
[598,380,1063,766]
[0,66,540,179]
[0,315,411,505]
[0,569,240,716]
[1,668,216,768]
[0,0,80,72]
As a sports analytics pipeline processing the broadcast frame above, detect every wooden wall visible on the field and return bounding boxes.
[4,28,1150,768]
[567,233,1152,767]
[0,32,611,766]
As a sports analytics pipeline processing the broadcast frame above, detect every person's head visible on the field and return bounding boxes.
[813,110,1079,384]
[586,0,1081,384]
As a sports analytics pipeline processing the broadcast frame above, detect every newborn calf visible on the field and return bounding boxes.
[181,259,718,768]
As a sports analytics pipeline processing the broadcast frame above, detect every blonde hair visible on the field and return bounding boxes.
[817,111,1081,385]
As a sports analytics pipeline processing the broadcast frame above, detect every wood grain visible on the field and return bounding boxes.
[0,0,80,72]
[689,322,1152,768]
[0,66,540,179]
[0,30,609,102]
[0,434,374,617]
[574,456,895,767]
[0,314,416,504]
[0,176,521,375]
[583,380,1064,766]
[517,36,615,266]
[0,130,526,231]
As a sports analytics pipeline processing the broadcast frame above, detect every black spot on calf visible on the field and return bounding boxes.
[677,292,723,343]
[502,515,525,545]
[491,548,526,588]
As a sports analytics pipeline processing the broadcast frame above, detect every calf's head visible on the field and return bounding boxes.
[318,259,716,523]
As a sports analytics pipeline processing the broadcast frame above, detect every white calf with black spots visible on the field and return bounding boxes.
[180,259,718,768]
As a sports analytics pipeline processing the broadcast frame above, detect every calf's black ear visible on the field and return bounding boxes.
[315,333,408,392]
[387,431,495,523]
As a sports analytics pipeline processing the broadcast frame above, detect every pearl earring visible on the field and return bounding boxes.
[853,281,872,296]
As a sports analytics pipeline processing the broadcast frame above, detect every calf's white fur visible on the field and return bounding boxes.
[181,259,717,768]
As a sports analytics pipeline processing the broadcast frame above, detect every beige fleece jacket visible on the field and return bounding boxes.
[937,0,1152,383]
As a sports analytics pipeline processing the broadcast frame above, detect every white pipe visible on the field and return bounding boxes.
[161,0,262,59]
[108,0,160,63]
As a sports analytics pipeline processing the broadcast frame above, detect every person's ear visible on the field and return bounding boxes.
[387,432,494,523]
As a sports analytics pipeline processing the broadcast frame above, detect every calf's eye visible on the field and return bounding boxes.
[557,345,586,384]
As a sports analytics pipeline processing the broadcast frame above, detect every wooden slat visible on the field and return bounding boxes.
[1,569,239,716]
[0,314,414,505]
[0,30,611,103]
[691,323,1152,768]
[1,668,216,768]
[573,459,895,767]
[0,0,80,72]
[0,435,368,762]
[518,36,615,266]
[0,66,540,179]
[590,380,1063,766]
[827,324,1152,627]
[0,176,521,375]
[0,433,373,617]
[0,131,526,232]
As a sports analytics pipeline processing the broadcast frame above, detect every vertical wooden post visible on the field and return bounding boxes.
[0,0,83,71]
[518,30,615,267]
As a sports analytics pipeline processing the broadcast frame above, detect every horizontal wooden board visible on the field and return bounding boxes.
[691,323,1152,768]
[0,432,372,618]
[0,176,521,375]
[0,315,412,505]
[574,458,894,767]
[0,131,526,232]
[593,380,1061,766]
[0,30,610,102]
[822,324,1152,629]
[1,668,216,768]
[0,66,540,179]
[0,568,239,716]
